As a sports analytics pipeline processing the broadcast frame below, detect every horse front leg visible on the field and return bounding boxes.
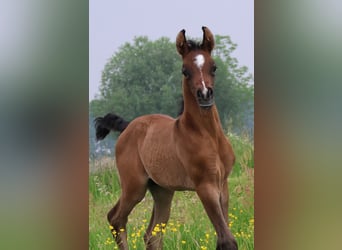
[196,181,237,250]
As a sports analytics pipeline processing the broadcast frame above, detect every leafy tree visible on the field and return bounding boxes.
[91,36,182,120]
[213,35,254,132]
[90,35,253,135]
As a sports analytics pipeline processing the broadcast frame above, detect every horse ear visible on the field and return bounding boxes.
[176,29,189,57]
[201,26,215,53]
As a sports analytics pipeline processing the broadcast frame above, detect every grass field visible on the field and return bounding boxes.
[89,133,254,249]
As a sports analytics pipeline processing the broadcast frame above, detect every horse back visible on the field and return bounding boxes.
[115,114,174,156]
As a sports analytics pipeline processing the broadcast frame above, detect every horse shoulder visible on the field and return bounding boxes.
[137,114,177,163]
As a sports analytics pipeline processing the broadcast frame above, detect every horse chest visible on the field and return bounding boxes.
[178,134,234,184]
[190,151,227,183]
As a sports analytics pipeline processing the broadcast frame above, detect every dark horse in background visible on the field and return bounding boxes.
[95,27,237,250]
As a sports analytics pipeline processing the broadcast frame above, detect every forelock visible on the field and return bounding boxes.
[186,40,201,51]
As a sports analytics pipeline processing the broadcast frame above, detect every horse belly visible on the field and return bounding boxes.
[140,136,195,191]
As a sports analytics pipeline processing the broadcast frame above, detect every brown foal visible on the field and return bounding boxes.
[95,27,237,250]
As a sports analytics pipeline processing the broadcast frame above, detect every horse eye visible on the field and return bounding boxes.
[211,65,217,76]
[182,67,190,78]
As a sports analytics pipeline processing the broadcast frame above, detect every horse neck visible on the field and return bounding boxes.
[179,80,223,136]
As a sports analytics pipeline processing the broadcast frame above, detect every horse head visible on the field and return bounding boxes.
[176,27,217,109]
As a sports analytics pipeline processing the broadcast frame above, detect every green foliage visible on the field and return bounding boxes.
[90,35,253,134]
[91,36,182,120]
[228,132,254,177]
[89,169,254,250]
[212,35,254,132]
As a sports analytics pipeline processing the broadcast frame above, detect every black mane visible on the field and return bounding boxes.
[186,40,202,51]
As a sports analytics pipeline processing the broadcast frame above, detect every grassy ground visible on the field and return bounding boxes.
[89,133,254,249]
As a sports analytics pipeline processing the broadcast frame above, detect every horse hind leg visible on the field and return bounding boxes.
[107,178,148,250]
[144,181,174,250]
[107,199,126,248]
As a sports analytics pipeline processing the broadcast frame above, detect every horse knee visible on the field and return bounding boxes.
[107,207,125,231]
[107,212,115,227]
[107,207,117,224]
[108,214,127,230]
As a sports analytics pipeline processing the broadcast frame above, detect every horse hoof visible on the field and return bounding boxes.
[216,240,238,250]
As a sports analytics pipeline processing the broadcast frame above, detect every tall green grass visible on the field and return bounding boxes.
[89,133,254,249]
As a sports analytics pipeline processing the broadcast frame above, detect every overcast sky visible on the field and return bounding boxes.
[89,0,254,101]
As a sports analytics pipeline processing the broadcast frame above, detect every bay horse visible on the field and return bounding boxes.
[95,27,237,250]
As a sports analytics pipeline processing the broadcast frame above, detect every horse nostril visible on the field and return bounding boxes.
[207,88,213,98]
[197,89,203,98]
[197,88,213,101]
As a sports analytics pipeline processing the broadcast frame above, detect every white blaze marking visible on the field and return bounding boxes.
[194,54,208,96]
[201,80,208,96]
[194,54,205,68]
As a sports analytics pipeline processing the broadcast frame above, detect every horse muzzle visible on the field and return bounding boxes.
[196,87,214,109]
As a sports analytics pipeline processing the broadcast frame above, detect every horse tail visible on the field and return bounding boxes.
[94,113,130,141]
